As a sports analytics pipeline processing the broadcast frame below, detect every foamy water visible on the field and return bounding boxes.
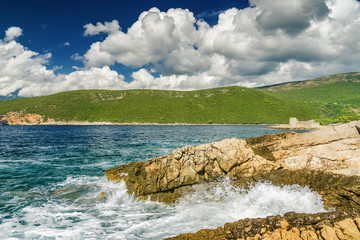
[0,125,313,240]
[0,176,326,240]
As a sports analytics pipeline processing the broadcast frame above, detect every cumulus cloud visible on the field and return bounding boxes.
[4,27,23,41]
[84,20,121,36]
[2,0,360,97]
[0,27,129,97]
[250,0,330,35]
[81,0,360,89]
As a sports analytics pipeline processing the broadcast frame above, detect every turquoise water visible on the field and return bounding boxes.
[0,125,325,239]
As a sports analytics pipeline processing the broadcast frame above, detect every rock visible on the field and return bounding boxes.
[99,192,106,199]
[0,112,47,125]
[105,138,276,203]
[246,121,360,172]
[166,210,360,240]
[105,121,360,203]
[105,121,360,238]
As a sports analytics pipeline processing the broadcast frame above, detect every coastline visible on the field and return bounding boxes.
[3,121,271,126]
[104,120,360,239]
[3,121,322,129]
[0,112,324,129]
[1,121,324,129]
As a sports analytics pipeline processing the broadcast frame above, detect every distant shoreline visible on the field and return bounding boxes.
[19,121,270,126]
[1,121,322,129]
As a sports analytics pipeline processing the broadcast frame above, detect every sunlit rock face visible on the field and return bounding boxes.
[0,112,48,125]
[105,121,360,203]
[105,138,276,203]
[105,121,360,239]
[166,210,360,240]
[247,121,360,172]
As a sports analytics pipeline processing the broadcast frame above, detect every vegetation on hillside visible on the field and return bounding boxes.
[0,86,323,124]
[260,73,360,124]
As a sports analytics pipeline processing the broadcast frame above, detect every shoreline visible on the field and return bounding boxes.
[4,121,271,126]
[1,121,324,129]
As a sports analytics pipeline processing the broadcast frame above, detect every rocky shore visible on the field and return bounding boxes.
[0,112,261,126]
[104,120,360,239]
[167,210,360,240]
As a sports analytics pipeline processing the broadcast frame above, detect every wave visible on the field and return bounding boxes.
[0,176,326,239]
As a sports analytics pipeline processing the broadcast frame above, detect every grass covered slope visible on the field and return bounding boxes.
[0,87,323,124]
[260,72,360,123]
[260,72,360,104]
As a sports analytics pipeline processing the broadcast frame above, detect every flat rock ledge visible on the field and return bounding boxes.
[166,210,360,240]
[104,121,360,239]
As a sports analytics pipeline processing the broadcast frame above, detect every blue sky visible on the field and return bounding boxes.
[1,0,249,75]
[1,0,360,97]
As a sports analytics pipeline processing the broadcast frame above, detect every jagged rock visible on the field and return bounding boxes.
[105,121,360,239]
[105,138,276,202]
[105,121,360,203]
[166,210,360,240]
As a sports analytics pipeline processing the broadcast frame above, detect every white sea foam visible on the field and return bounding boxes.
[0,176,327,240]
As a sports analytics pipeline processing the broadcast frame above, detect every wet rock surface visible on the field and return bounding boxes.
[104,121,360,239]
[105,138,276,203]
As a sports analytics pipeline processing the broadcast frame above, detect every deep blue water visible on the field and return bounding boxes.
[0,125,323,239]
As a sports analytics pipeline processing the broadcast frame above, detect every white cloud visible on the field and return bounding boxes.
[81,0,360,89]
[84,20,121,36]
[2,0,360,97]
[4,27,23,41]
[71,53,84,61]
[0,27,129,97]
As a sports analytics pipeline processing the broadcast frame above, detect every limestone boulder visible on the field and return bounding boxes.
[246,121,360,172]
[105,138,276,202]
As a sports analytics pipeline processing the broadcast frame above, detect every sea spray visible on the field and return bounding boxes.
[0,176,326,239]
[0,125,316,239]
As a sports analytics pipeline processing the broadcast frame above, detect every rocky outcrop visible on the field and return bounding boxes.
[105,138,276,203]
[166,210,360,240]
[105,121,360,203]
[105,121,360,239]
[247,121,360,173]
[0,115,8,125]
[0,112,51,125]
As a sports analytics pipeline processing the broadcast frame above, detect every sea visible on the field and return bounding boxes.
[0,125,326,239]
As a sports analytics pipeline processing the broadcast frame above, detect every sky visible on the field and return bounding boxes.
[1,0,360,98]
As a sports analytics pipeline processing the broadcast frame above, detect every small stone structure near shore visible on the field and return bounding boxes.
[269,117,321,129]
[289,117,320,129]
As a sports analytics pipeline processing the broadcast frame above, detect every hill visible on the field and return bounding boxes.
[260,72,360,124]
[0,86,323,124]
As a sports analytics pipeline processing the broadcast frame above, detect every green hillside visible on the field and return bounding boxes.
[260,73,360,124]
[0,86,323,124]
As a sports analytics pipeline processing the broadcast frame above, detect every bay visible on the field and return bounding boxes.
[0,125,324,239]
